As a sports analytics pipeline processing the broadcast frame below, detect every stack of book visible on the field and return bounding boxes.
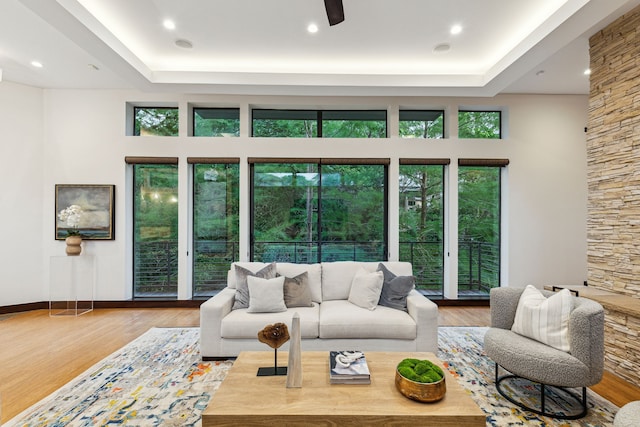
[329,351,371,384]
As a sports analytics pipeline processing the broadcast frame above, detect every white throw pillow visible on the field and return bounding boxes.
[348,268,384,311]
[247,275,287,313]
[511,285,573,352]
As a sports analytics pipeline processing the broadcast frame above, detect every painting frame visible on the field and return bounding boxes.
[55,184,115,240]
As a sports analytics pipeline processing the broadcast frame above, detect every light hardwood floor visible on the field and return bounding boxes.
[0,306,638,422]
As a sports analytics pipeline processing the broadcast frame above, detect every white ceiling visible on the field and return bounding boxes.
[1,0,639,96]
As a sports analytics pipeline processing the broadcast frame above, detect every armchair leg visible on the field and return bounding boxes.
[493,363,588,420]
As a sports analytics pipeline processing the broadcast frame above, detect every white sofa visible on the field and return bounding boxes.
[199,261,439,358]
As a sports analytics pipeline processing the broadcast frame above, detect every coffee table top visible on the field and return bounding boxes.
[202,351,485,426]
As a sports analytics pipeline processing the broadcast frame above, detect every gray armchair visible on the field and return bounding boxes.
[484,286,605,419]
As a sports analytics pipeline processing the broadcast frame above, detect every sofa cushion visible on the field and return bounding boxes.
[247,275,287,313]
[511,285,573,352]
[377,263,415,312]
[320,300,416,339]
[281,272,314,308]
[348,268,384,310]
[232,262,277,310]
[321,261,413,301]
[221,304,320,339]
[277,262,322,303]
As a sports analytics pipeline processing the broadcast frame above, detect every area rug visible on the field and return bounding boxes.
[6,327,618,426]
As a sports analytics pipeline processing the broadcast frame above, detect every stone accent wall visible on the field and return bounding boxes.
[589,5,640,386]
[588,7,640,296]
[603,308,640,386]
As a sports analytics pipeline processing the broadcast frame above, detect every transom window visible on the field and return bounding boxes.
[399,110,445,139]
[458,110,501,139]
[193,108,240,137]
[133,107,179,136]
[251,109,387,138]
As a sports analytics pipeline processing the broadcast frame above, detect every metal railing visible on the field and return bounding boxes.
[132,239,499,299]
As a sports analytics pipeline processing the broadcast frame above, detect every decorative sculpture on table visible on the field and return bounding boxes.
[286,313,302,388]
[257,322,290,376]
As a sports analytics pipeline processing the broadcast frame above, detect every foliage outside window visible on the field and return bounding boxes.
[193,108,240,137]
[399,110,445,139]
[458,166,501,296]
[133,164,179,298]
[193,163,240,297]
[134,107,179,136]
[252,109,386,138]
[458,111,501,139]
[399,164,445,296]
[251,162,387,262]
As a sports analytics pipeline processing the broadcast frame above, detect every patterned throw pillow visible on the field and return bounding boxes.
[511,285,573,352]
[232,262,276,310]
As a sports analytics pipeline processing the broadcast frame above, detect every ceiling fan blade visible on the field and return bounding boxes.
[324,0,344,26]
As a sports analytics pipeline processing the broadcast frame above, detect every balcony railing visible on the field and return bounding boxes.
[133,239,499,299]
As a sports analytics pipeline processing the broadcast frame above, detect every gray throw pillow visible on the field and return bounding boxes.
[232,262,276,310]
[281,272,313,308]
[377,263,415,312]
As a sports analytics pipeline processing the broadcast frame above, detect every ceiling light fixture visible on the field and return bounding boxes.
[584,68,591,75]
[175,39,193,49]
[450,24,462,35]
[307,23,319,33]
[31,61,43,68]
[163,19,176,30]
[536,70,545,76]
[88,63,100,71]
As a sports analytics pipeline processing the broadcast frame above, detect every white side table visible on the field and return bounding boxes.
[49,255,95,316]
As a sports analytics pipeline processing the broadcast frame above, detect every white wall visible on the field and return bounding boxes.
[0,88,589,303]
[0,82,44,305]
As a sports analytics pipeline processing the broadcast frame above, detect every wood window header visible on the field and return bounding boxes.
[458,158,509,167]
[124,156,178,165]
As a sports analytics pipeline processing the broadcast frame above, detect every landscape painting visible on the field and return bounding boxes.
[55,184,115,240]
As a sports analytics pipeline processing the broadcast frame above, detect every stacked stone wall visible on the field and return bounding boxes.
[589,5,640,386]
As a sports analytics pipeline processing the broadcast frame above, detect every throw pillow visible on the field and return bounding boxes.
[280,272,313,308]
[377,263,415,311]
[232,262,276,310]
[348,267,384,311]
[511,285,573,352]
[247,275,287,313]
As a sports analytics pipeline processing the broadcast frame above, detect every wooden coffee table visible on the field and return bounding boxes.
[202,351,485,426]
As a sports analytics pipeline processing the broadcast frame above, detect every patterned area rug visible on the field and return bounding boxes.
[6,327,618,426]
[5,328,233,426]
[439,327,618,426]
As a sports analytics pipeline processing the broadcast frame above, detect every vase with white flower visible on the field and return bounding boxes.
[58,205,84,255]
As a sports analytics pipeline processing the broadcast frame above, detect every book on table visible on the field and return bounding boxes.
[329,351,371,384]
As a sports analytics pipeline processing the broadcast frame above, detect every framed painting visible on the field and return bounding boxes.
[55,184,115,240]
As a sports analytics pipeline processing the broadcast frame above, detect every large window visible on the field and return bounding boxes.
[458,110,501,139]
[130,159,179,299]
[133,107,179,136]
[252,110,387,138]
[251,160,388,262]
[193,108,240,137]
[399,110,445,139]
[458,160,506,297]
[192,160,240,297]
[399,160,446,297]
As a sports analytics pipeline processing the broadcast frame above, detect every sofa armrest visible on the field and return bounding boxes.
[200,287,235,358]
[406,290,439,353]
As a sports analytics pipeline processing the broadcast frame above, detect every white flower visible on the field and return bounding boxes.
[58,205,84,230]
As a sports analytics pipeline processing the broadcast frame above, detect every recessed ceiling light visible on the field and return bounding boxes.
[88,63,100,71]
[450,25,462,35]
[308,23,319,33]
[433,43,451,53]
[31,61,43,68]
[175,39,193,49]
[584,68,592,75]
[163,19,176,30]
[536,70,545,76]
